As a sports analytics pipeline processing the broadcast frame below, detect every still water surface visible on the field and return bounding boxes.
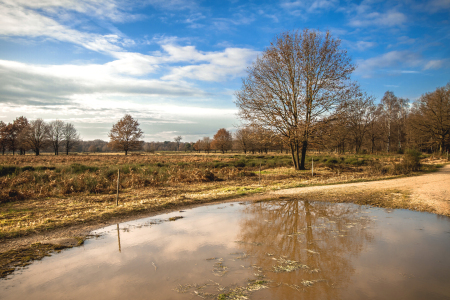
[2,200,450,299]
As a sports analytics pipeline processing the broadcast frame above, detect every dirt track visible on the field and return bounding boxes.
[270,164,450,216]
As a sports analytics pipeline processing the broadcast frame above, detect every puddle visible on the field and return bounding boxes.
[1,200,450,299]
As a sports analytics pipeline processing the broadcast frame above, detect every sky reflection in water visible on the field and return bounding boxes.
[1,200,450,299]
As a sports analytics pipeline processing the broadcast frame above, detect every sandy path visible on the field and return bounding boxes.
[270,164,450,216]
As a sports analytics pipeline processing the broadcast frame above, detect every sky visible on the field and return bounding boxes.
[0,0,449,142]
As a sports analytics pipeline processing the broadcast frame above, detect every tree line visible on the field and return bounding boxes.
[0,117,80,155]
[1,80,449,158]
[235,29,450,169]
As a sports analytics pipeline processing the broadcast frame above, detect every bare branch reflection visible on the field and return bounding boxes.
[236,200,374,297]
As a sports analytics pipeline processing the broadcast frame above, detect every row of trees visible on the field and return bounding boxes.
[0,117,80,155]
[2,79,448,157]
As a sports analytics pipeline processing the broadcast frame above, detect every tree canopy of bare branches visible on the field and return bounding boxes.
[47,120,65,155]
[410,84,450,153]
[62,123,80,155]
[108,114,144,155]
[235,29,355,169]
[23,119,48,156]
[174,136,182,151]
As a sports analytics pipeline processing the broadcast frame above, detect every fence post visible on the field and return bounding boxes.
[312,157,314,177]
[259,162,261,185]
[116,169,120,206]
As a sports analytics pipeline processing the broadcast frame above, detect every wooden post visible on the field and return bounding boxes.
[259,162,261,185]
[312,157,314,176]
[116,169,120,206]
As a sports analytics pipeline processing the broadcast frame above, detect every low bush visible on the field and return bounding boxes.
[400,149,421,172]
[0,166,19,177]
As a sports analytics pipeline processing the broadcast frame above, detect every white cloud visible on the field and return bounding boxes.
[281,0,338,13]
[0,59,206,105]
[355,51,422,78]
[161,47,259,81]
[349,10,407,27]
[423,59,446,70]
[0,1,126,54]
[1,0,136,22]
[355,41,376,51]
[356,51,449,78]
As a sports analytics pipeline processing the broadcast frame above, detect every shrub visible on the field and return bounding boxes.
[0,166,19,177]
[402,149,421,172]
[326,158,339,165]
[68,163,99,174]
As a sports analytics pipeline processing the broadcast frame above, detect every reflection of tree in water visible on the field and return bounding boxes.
[236,200,375,299]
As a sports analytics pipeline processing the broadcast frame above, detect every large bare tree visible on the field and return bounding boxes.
[108,114,143,155]
[235,29,355,169]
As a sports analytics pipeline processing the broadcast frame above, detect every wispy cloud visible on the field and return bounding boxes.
[281,0,338,14]
[355,51,422,78]
[355,41,377,51]
[424,59,447,70]
[161,46,259,81]
[349,10,407,27]
[1,0,139,23]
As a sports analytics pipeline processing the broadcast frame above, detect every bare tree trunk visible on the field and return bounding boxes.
[300,140,307,170]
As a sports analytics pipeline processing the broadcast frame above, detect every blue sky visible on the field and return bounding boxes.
[0,0,449,142]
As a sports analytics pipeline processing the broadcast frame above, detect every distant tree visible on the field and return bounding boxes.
[234,127,252,154]
[340,91,375,153]
[14,116,30,155]
[88,144,97,153]
[108,114,144,155]
[193,140,202,152]
[47,120,65,155]
[236,29,356,169]
[23,119,48,156]
[366,105,383,153]
[202,137,212,153]
[410,84,450,153]
[3,122,18,155]
[0,121,6,155]
[102,144,111,152]
[62,123,81,155]
[380,91,401,152]
[174,136,182,151]
[396,98,410,152]
[212,128,232,154]
[184,142,193,152]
